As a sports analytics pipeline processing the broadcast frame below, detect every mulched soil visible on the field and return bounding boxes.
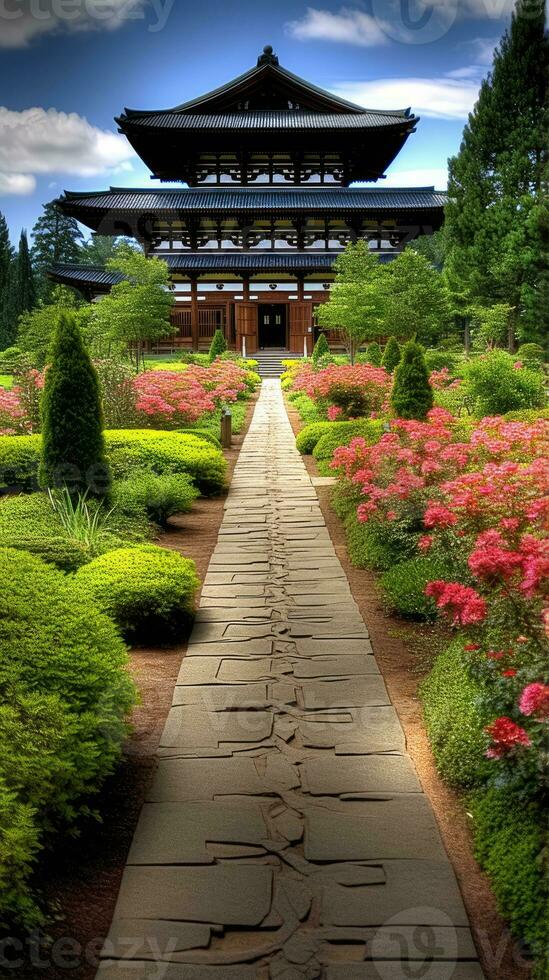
[285,397,533,980]
[9,397,257,980]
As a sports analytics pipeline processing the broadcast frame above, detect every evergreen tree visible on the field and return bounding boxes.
[208,327,227,361]
[0,211,14,349]
[40,313,110,498]
[13,230,36,321]
[384,249,452,345]
[32,201,84,301]
[365,341,382,366]
[391,341,434,420]
[316,242,387,363]
[444,0,548,346]
[312,331,329,365]
[382,336,401,372]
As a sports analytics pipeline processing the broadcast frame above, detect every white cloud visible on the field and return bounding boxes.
[286,6,389,46]
[465,35,499,64]
[0,173,36,196]
[0,0,156,49]
[0,107,136,195]
[332,75,481,119]
[381,167,449,189]
[456,0,515,17]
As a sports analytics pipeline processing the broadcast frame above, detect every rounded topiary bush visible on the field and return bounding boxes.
[380,555,453,619]
[313,419,383,475]
[0,493,92,571]
[177,428,222,449]
[75,544,199,643]
[312,332,330,365]
[0,547,136,926]
[113,471,198,528]
[295,421,334,455]
[391,340,434,420]
[105,430,226,495]
[381,336,401,373]
[365,341,382,366]
[421,640,491,788]
[208,328,227,362]
[0,434,41,491]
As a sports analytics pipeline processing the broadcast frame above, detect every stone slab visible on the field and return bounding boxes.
[301,756,421,795]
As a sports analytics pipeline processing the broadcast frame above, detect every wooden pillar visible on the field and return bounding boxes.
[190,278,199,352]
[297,276,304,302]
[242,276,250,301]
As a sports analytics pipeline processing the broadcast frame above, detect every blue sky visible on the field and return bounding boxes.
[0,0,516,243]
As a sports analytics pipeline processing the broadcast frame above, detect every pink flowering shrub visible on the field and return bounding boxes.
[133,360,248,428]
[0,370,44,434]
[291,362,390,419]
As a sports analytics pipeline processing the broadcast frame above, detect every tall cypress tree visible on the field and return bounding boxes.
[444,0,548,346]
[14,230,36,322]
[40,313,110,498]
[31,201,83,301]
[391,341,433,421]
[0,211,14,349]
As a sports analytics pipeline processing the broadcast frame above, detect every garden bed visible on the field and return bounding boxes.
[9,395,256,980]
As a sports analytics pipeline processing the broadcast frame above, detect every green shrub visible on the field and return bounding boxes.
[312,332,329,365]
[516,343,545,369]
[287,392,322,423]
[0,434,41,490]
[381,336,401,372]
[75,544,199,643]
[424,349,458,373]
[40,313,111,498]
[465,350,546,415]
[344,511,394,570]
[391,340,434,420]
[177,427,221,449]
[295,421,334,455]
[470,787,546,968]
[380,556,453,619]
[0,493,94,571]
[113,471,198,528]
[0,548,136,926]
[208,328,228,362]
[365,341,382,366]
[313,419,383,475]
[105,430,226,495]
[421,641,491,788]
[503,407,549,422]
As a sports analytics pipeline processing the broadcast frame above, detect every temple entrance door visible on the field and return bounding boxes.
[258,304,287,348]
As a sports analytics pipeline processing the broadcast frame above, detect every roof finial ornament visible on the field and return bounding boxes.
[257,44,279,66]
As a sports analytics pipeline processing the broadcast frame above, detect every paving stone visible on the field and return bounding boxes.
[115,865,273,925]
[302,755,420,794]
[147,754,300,801]
[325,966,485,980]
[161,705,274,750]
[292,656,379,678]
[299,677,390,709]
[97,964,258,979]
[300,706,406,754]
[102,919,211,958]
[304,797,446,862]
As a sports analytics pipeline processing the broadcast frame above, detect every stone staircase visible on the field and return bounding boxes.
[253,348,303,378]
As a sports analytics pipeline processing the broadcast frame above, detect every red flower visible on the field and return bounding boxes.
[502,669,517,677]
[519,683,549,719]
[464,644,481,651]
[485,717,531,758]
[425,580,487,626]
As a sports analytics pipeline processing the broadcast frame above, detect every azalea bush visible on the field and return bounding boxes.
[133,359,252,428]
[0,370,43,435]
[289,362,390,420]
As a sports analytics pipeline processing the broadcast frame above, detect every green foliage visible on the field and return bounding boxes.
[470,787,546,966]
[313,420,383,475]
[12,231,36,325]
[0,547,136,926]
[312,332,329,365]
[380,556,453,620]
[295,421,334,455]
[75,544,199,644]
[91,246,173,368]
[465,349,546,415]
[177,427,221,449]
[391,341,434,420]
[365,341,382,366]
[517,343,545,368]
[503,407,549,422]
[105,429,226,495]
[0,429,227,496]
[470,303,512,350]
[94,357,137,428]
[113,471,198,528]
[40,313,111,498]
[423,349,458,373]
[17,287,90,368]
[287,392,323,424]
[384,249,452,344]
[31,201,84,302]
[0,211,14,349]
[444,1,547,345]
[47,487,114,549]
[208,328,227,362]
[316,242,387,362]
[421,641,491,788]
[381,336,401,372]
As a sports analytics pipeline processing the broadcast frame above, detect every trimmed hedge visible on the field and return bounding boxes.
[421,641,491,788]
[0,430,227,496]
[380,555,453,620]
[113,471,198,528]
[177,428,221,449]
[0,547,136,926]
[295,422,334,455]
[470,787,546,968]
[75,544,199,643]
[313,419,383,475]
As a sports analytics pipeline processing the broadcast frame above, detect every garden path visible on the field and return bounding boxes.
[97,380,485,980]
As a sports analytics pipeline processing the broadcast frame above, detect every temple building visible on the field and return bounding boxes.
[50,46,447,354]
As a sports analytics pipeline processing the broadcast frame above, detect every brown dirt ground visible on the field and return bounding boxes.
[285,397,533,980]
[10,396,257,980]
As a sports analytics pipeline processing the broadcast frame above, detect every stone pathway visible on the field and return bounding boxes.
[98,381,485,980]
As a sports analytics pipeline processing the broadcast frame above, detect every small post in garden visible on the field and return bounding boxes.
[221,406,232,448]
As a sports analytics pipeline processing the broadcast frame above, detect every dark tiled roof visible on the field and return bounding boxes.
[61,186,447,213]
[119,110,411,131]
[48,264,124,287]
